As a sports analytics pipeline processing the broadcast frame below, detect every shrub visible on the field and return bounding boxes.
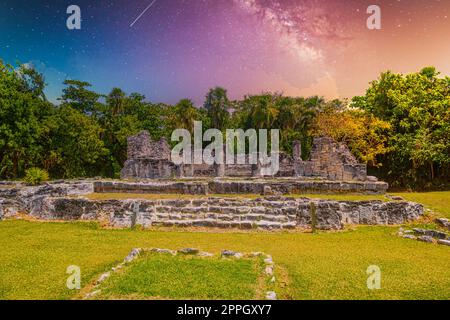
[24,168,49,185]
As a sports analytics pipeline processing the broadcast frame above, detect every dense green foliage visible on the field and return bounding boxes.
[233,94,320,155]
[352,67,450,189]
[0,60,448,188]
[203,87,231,131]
[0,62,52,178]
[313,106,392,167]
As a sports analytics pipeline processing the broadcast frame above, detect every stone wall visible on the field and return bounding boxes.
[295,137,367,181]
[121,159,175,179]
[120,132,373,182]
[121,131,173,179]
[94,179,389,195]
[0,180,422,230]
[32,196,424,230]
[94,181,209,195]
[126,131,171,160]
[0,198,20,220]
[0,181,94,219]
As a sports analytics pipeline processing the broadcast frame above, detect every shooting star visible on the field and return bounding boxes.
[130,0,157,28]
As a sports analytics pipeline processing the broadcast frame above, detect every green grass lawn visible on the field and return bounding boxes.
[94,252,262,300]
[390,191,450,219]
[0,219,449,300]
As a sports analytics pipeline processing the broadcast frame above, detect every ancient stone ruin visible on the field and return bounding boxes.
[294,137,367,181]
[35,195,424,230]
[0,179,422,231]
[120,131,174,179]
[0,133,409,231]
[120,131,373,182]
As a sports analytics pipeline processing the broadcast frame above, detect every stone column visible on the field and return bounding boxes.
[175,164,184,178]
[292,141,303,177]
[252,154,263,177]
[252,162,262,177]
[293,140,302,161]
[215,163,225,177]
[184,164,194,177]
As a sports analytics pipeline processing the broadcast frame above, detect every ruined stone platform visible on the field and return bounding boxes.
[93,178,389,195]
[0,180,422,231]
[120,132,378,183]
[34,195,423,230]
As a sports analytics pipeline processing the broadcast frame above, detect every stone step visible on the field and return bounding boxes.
[150,219,297,230]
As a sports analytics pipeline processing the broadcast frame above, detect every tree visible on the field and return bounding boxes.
[352,67,450,188]
[17,63,47,100]
[313,106,391,167]
[0,61,52,178]
[98,89,143,177]
[135,101,171,140]
[203,87,230,130]
[171,99,202,133]
[235,93,323,155]
[60,79,102,115]
[275,96,322,155]
[106,87,127,116]
[44,106,107,178]
[238,93,280,129]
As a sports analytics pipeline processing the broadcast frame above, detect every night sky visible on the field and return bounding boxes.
[1,0,449,104]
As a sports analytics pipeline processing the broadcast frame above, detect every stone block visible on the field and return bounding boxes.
[417,235,434,243]
[413,228,447,239]
[437,239,450,246]
[239,221,254,229]
[178,248,199,255]
[436,218,450,230]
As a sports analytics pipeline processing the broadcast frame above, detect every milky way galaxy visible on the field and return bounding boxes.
[1,0,449,104]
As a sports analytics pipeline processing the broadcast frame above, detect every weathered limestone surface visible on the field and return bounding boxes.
[295,137,367,181]
[412,228,448,239]
[126,131,171,160]
[94,179,388,195]
[399,227,450,246]
[0,198,21,220]
[0,180,422,230]
[436,218,450,231]
[121,131,173,179]
[94,180,209,195]
[208,179,388,194]
[120,159,175,179]
[0,181,93,216]
[31,196,424,230]
[120,131,379,184]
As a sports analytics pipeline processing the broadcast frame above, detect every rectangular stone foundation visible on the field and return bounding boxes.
[120,132,380,184]
[34,196,423,230]
[94,179,389,195]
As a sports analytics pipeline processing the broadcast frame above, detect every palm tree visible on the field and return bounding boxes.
[243,94,279,129]
[203,87,230,130]
[106,88,126,116]
[172,99,199,133]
